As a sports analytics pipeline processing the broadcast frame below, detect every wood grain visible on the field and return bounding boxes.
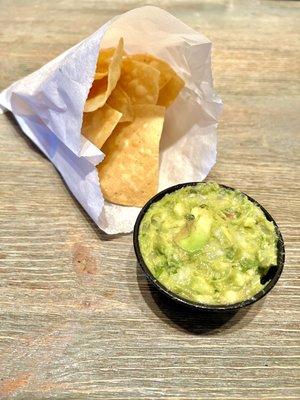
[0,0,299,399]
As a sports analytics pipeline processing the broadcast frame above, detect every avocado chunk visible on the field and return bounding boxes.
[178,211,212,252]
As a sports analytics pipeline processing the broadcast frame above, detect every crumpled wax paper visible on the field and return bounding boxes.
[0,6,222,234]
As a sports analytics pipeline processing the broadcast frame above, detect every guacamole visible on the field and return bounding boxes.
[138,182,278,305]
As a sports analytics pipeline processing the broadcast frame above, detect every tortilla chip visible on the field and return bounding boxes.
[106,84,134,123]
[82,104,122,149]
[94,44,127,80]
[97,105,165,206]
[85,77,107,106]
[157,73,184,107]
[96,46,127,72]
[84,38,124,112]
[94,72,107,80]
[129,54,175,89]
[118,58,160,105]
[96,48,116,70]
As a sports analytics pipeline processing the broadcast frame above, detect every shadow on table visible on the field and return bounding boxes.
[136,262,263,335]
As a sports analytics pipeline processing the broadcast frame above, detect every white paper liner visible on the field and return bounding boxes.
[0,6,222,234]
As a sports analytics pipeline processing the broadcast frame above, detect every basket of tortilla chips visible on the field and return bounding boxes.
[0,6,222,233]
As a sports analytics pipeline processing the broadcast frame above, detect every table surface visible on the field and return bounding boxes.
[0,0,299,399]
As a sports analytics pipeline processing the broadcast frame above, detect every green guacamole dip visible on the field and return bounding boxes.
[138,182,278,305]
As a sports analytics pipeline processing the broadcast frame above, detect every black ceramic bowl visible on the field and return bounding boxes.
[133,182,285,311]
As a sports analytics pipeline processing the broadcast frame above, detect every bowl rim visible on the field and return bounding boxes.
[133,181,285,311]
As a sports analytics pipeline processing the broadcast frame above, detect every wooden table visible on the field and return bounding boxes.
[0,1,299,398]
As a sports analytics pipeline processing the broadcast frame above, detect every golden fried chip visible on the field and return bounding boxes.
[97,105,165,206]
[129,54,175,89]
[96,48,116,70]
[94,72,107,80]
[85,77,107,105]
[94,45,127,80]
[96,46,127,72]
[106,85,133,123]
[118,58,160,105]
[82,104,122,149]
[157,73,184,107]
[84,38,124,112]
